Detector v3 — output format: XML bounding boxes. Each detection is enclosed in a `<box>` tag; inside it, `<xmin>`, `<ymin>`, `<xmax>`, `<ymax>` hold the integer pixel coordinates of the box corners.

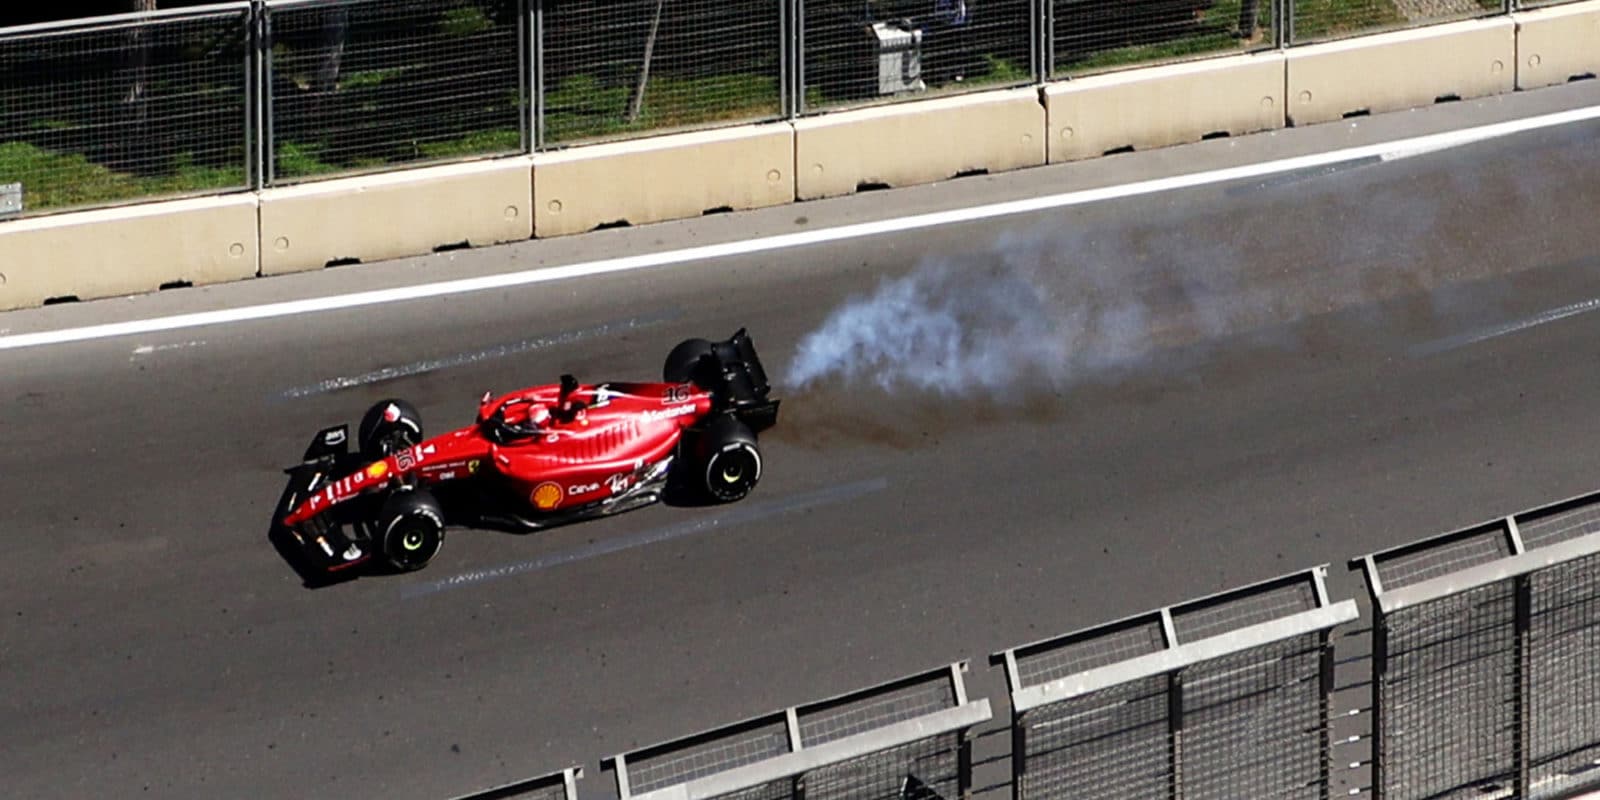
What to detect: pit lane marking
<box><xmin>3</xmin><ymin>102</ymin><xmax>1600</xmax><ymax>353</ymax></box>
<box><xmin>398</xmin><ymin>477</ymin><xmax>889</xmax><ymax>599</ymax></box>
<box><xmin>275</xmin><ymin>310</ymin><xmax>680</xmax><ymax>399</ymax></box>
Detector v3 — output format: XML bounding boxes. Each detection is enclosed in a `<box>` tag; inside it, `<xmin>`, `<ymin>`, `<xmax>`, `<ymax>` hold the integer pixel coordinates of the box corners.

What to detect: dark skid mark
<box><xmin>399</xmin><ymin>477</ymin><xmax>890</xmax><ymax>598</ymax></box>
<box><xmin>275</xmin><ymin>309</ymin><xmax>682</xmax><ymax>400</ymax></box>
<box><xmin>1224</xmin><ymin>156</ymin><xmax>1383</xmax><ymax>196</ymax></box>
<box><xmin>769</xmin><ymin>384</ymin><xmax>1072</xmax><ymax>451</ymax></box>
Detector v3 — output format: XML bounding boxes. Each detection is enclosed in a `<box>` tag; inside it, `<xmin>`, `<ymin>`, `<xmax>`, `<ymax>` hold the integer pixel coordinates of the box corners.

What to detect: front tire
<box><xmin>358</xmin><ymin>398</ymin><xmax>423</xmax><ymax>460</ymax></box>
<box><xmin>697</xmin><ymin>416</ymin><xmax>762</xmax><ymax>503</ymax></box>
<box><xmin>378</xmin><ymin>489</ymin><xmax>445</xmax><ymax>572</ymax></box>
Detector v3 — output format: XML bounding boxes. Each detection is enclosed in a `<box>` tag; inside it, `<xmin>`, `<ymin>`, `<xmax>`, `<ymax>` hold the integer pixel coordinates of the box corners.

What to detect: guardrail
<box><xmin>1</xmin><ymin>0</ymin><xmax>1595</xmax><ymax>219</ymax></box>
<box><xmin>412</xmin><ymin>482</ymin><xmax>1600</xmax><ymax>800</ymax></box>
<box><xmin>993</xmin><ymin>567</ymin><xmax>1358</xmax><ymax>800</ymax></box>
<box><xmin>1352</xmin><ymin>490</ymin><xmax>1600</xmax><ymax>800</ymax></box>
<box><xmin>602</xmin><ymin>663</ymin><xmax>990</xmax><ymax>800</ymax></box>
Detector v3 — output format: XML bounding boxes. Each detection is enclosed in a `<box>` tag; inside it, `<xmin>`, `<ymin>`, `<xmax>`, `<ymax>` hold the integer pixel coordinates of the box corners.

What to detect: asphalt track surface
<box><xmin>4</xmin><ymin>81</ymin><xmax>1600</xmax><ymax>800</ymax></box>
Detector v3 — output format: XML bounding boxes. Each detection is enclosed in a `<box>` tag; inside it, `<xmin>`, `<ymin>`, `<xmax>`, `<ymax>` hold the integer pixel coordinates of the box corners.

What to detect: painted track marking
<box><xmin>1409</xmin><ymin>297</ymin><xmax>1600</xmax><ymax>357</ymax></box>
<box><xmin>3</xmin><ymin>103</ymin><xmax>1600</xmax><ymax>353</ymax></box>
<box><xmin>276</xmin><ymin>311</ymin><xmax>679</xmax><ymax>399</ymax></box>
<box><xmin>400</xmin><ymin>477</ymin><xmax>889</xmax><ymax>598</ymax></box>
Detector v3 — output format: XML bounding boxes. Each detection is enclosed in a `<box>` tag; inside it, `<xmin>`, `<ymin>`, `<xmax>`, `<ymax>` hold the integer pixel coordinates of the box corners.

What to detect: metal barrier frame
<box><xmin>993</xmin><ymin>566</ymin><xmax>1360</xmax><ymax>800</ymax></box>
<box><xmin>446</xmin><ymin>766</ymin><xmax>583</xmax><ymax>800</ymax></box>
<box><xmin>603</xmin><ymin>662</ymin><xmax>991</xmax><ymax>800</ymax></box>
<box><xmin>1352</xmin><ymin>489</ymin><xmax>1600</xmax><ymax>800</ymax></box>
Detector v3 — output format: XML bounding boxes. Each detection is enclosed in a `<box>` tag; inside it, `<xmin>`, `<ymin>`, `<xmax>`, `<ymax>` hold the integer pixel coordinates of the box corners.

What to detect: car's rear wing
<box><xmin>707</xmin><ymin>328</ymin><xmax>780</xmax><ymax>433</ymax></box>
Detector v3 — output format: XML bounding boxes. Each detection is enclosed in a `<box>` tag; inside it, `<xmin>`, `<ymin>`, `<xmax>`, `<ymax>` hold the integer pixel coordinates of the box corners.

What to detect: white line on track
<box><xmin>1409</xmin><ymin>297</ymin><xmax>1600</xmax><ymax>357</ymax></box>
<box><xmin>275</xmin><ymin>310</ymin><xmax>679</xmax><ymax>399</ymax></box>
<box><xmin>399</xmin><ymin>477</ymin><xmax>889</xmax><ymax>598</ymax></box>
<box><xmin>4</xmin><ymin>103</ymin><xmax>1600</xmax><ymax>354</ymax></box>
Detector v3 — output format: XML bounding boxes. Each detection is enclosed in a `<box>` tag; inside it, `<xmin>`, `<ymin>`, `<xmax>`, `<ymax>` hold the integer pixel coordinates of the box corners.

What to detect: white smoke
<box><xmin>784</xmin><ymin>230</ymin><xmax>1167</xmax><ymax>397</ymax></box>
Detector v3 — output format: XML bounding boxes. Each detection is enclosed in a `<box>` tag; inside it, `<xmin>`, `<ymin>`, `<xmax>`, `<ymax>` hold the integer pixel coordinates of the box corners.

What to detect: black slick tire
<box><xmin>358</xmin><ymin>398</ymin><xmax>423</xmax><ymax>460</ymax></box>
<box><xmin>697</xmin><ymin>415</ymin><xmax>761</xmax><ymax>503</ymax></box>
<box><xmin>378</xmin><ymin>489</ymin><xmax>445</xmax><ymax>572</ymax></box>
<box><xmin>663</xmin><ymin>338</ymin><xmax>715</xmax><ymax>386</ymax></box>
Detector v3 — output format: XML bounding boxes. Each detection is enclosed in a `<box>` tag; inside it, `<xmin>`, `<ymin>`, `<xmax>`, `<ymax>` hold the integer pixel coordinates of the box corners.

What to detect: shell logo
<box><xmin>366</xmin><ymin>462</ymin><xmax>389</xmax><ymax>479</ymax></box>
<box><xmin>531</xmin><ymin>482</ymin><xmax>563</xmax><ymax>510</ymax></box>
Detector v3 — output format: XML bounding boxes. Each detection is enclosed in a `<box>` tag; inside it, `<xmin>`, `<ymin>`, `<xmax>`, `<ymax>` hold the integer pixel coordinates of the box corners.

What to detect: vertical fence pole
<box><xmin>1010</xmin><ymin>712</ymin><xmax>1027</xmax><ymax>800</ymax></box>
<box><xmin>517</xmin><ymin>0</ymin><xmax>530</xmax><ymax>153</ymax></box>
<box><xmin>1514</xmin><ymin>574</ymin><xmax>1532</xmax><ymax>798</ymax></box>
<box><xmin>778</xmin><ymin>0</ymin><xmax>790</xmax><ymax>119</ymax></box>
<box><xmin>1371</xmin><ymin>607</ymin><xmax>1387</xmax><ymax>800</ymax></box>
<box><xmin>1283</xmin><ymin>0</ymin><xmax>1295</xmax><ymax>48</ymax></box>
<box><xmin>794</xmin><ymin>0</ymin><xmax>807</xmax><ymax>116</ymax></box>
<box><xmin>531</xmin><ymin>0</ymin><xmax>544</xmax><ymax>151</ymax></box>
<box><xmin>1169</xmin><ymin>672</ymin><xmax>1185</xmax><ymax>800</ymax></box>
<box><xmin>1320</xmin><ymin>630</ymin><xmax>1336</xmax><ymax>800</ymax></box>
<box><xmin>246</xmin><ymin>1</ymin><xmax>261</xmax><ymax>191</ymax></box>
<box><xmin>261</xmin><ymin>2</ymin><xmax>276</xmax><ymax>185</ymax></box>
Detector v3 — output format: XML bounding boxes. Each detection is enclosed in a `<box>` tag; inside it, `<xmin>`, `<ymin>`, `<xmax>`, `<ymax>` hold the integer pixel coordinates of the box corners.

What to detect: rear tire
<box><xmin>378</xmin><ymin>489</ymin><xmax>444</xmax><ymax>572</ymax></box>
<box><xmin>663</xmin><ymin>338</ymin><xmax>715</xmax><ymax>386</ymax></box>
<box><xmin>358</xmin><ymin>398</ymin><xmax>423</xmax><ymax>460</ymax></box>
<box><xmin>697</xmin><ymin>415</ymin><xmax>762</xmax><ymax>503</ymax></box>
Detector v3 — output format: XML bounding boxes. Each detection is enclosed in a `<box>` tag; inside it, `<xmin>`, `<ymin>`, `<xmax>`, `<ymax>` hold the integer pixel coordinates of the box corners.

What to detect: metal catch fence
<box><xmin>602</xmin><ymin>663</ymin><xmax>991</xmax><ymax>800</ymax></box>
<box><xmin>1050</xmin><ymin>0</ymin><xmax>1280</xmax><ymax>77</ymax></box>
<box><xmin>449</xmin><ymin>766</ymin><xmax>583</xmax><ymax>800</ymax></box>
<box><xmin>797</xmin><ymin>0</ymin><xmax>1034</xmax><ymax>112</ymax></box>
<box><xmin>1352</xmin><ymin>489</ymin><xmax>1600</xmax><ymax>800</ymax></box>
<box><xmin>262</xmin><ymin>0</ymin><xmax>524</xmax><ymax>184</ymax></box>
<box><xmin>3</xmin><ymin>0</ymin><xmax>1596</xmax><ymax>214</ymax></box>
<box><xmin>993</xmin><ymin>567</ymin><xmax>1359</xmax><ymax>800</ymax></box>
<box><xmin>539</xmin><ymin>0</ymin><xmax>785</xmax><ymax>147</ymax></box>
<box><xmin>0</xmin><ymin>4</ymin><xmax>251</xmax><ymax>216</ymax></box>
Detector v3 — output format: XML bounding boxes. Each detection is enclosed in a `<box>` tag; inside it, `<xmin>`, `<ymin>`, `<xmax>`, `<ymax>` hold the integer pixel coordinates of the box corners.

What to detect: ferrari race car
<box><xmin>277</xmin><ymin>330</ymin><xmax>780</xmax><ymax>575</ymax></box>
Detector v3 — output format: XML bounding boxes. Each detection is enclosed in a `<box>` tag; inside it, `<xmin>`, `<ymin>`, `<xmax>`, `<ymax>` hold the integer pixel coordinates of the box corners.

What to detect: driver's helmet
<box><xmin>526</xmin><ymin>403</ymin><xmax>552</xmax><ymax>429</ymax></box>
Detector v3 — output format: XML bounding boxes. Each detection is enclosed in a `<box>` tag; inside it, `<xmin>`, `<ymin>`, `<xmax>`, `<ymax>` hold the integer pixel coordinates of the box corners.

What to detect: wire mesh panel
<box><xmin>624</xmin><ymin>714</ymin><xmax>793</xmax><ymax>795</ymax></box>
<box><xmin>799</xmin><ymin>0</ymin><xmax>1033</xmax><ymax>113</ymax></box>
<box><xmin>999</xmin><ymin>568</ymin><xmax>1353</xmax><ymax>800</ymax></box>
<box><xmin>1017</xmin><ymin>676</ymin><xmax>1172</xmax><ymax>799</ymax></box>
<box><xmin>0</xmin><ymin>7</ymin><xmax>250</xmax><ymax>216</ymax></box>
<box><xmin>1181</xmin><ymin>634</ymin><xmax>1328</xmax><ymax>800</ymax></box>
<box><xmin>1051</xmin><ymin>0</ymin><xmax>1278</xmax><ymax>78</ymax></box>
<box><xmin>264</xmin><ymin>0</ymin><xmax>523</xmax><ymax>184</ymax></box>
<box><xmin>803</xmin><ymin>733</ymin><xmax>965</xmax><ymax>800</ymax></box>
<box><xmin>607</xmin><ymin>664</ymin><xmax>988</xmax><ymax>800</ymax></box>
<box><xmin>1288</xmin><ymin>0</ymin><xmax>1502</xmax><ymax>45</ymax></box>
<box><xmin>1371</xmin><ymin>522</ymin><xmax>1512</xmax><ymax>592</ymax></box>
<box><xmin>1376</xmin><ymin>583</ymin><xmax>1520</xmax><ymax>799</ymax></box>
<box><xmin>1528</xmin><ymin>553</ymin><xmax>1600</xmax><ymax>797</ymax></box>
<box><xmin>1013</xmin><ymin>615</ymin><xmax>1168</xmax><ymax>687</ymax></box>
<box><xmin>1516</xmin><ymin>494</ymin><xmax>1600</xmax><ymax>552</ymax></box>
<box><xmin>540</xmin><ymin>0</ymin><xmax>783</xmax><ymax>147</ymax></box>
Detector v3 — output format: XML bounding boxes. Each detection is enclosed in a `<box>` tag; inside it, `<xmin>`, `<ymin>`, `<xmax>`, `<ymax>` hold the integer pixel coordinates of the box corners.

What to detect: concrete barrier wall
<box><xmin>1044</xmin><ymin>53</ymin><xmax>1286</xmax><ymax>163</ymax></box>
<box><xmin>793</xmin><ymin>88</ymin><xmax>1045</xmax><ymax>201</ymax></box>
<box><xmin>6</xmin><ymin>11</ymin><xmax>1600</xmax><ymax>310</ymax></box>
<box><xmin>259</xmin><ymin>157</ymin><xmax>532</xmax><ymax>276</ymax></box>
<box><xmin>533</xmin><ymin>125</ymin><xmax>792</xmax><ymax>238</ymax></box>
<box><xmin>1513</xmin><ymin>0</ymin><xmax>1600</xmax><ymax>90</ymax></box>
<box><xmin>1286</xmin><ymin>18</ymin><xmax>1516</xmax><ymax>126</ymax></box>
<box><xmin>0</xmin><ymin>195</ymin><xmax>257</xmax><ymax>311</ymax></box>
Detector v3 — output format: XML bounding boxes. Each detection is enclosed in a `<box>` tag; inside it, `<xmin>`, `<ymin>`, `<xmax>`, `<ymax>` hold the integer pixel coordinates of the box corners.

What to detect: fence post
<box><xmin>1010</xmin><ymin>712</ymin><xmax>1026</xmax><ymax>800</ymax></box>
<box><xmin>1283</xmin><ymin>0</ymin><xmax>1295</xmax><ymax>48</ymax></box>
<box><xmin>530</xmin><ymin>0</ymin><xmax>544</xmax><ymax>151</ymax></box>
<box><xmin>247</xmin><ymin>0</ymin><xmax>263</xmax><ymax>192</ymax></box>
<box><xmin>1514</xmin><ymin>573</ymin><xmax>1532</xmax><ymax>798</ymax></box>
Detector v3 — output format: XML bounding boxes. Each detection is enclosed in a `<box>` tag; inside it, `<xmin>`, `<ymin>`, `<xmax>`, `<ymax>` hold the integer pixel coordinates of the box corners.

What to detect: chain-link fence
<box><xmin>0</xmin><ymin>5</ymin><xmax>251</xmax><ymax>217</ymax></box>
<box><xmin>1051</xmin><ymin>0</ymin><xmax>1279</xmax><ymax>77</ymax></box>
<box><xmin>448</xmin><ymin>767</ymin><xmax>583</xmax><ymax>800</ymax></box>
<box><xmin>539</xmin><ymin>0</ymin><xmax>785</xmax><ymax>147</ymax></box>
<box><xmin>798</xmin><ymin>0</ymin><xmax>1034</xmax><ymax>112</ymax></box>
<box><xmin>1353</xmin><ymin>490</ymin><xmax>1600</xmax><ymax>800</ymax></box>
<box><xmin>603</xmin><ymin>664</ymin><xmax>990</xmax><ymax>800</ymax></box>
<box><xmin>263</xmin><ymin>0</ymin><xmax>524</xmax><ymax>184</ymax></box>
<box><xmin>995</xmin><ymin>567</ymin><xmax>1357</xmax><ymax>800</ymax></box>
<box><xmin>1288</xmin><ymin>0</ymin><xmax>1503</xmax><ymax>44</ymax></box>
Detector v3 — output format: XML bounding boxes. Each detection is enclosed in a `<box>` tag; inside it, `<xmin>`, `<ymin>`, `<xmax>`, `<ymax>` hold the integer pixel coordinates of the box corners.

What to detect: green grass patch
<box><xmin>1291</xmin><ymin>0</ymin><xmax>1405</xmax><ymax>41</ymax></box>
<box><xmin>417</xmin><ymin>128</ymin><xmax>522</xmax><ymax>160</ymax></box>
<box><xmin>544</xmin><ymin>72</ymin><xmax>780</xmax><ymax>144</ymax></box>
<box><xmin>0</xmin><ymin>141</ymin><xmax>243</xmax><ymax>212</ymax></box>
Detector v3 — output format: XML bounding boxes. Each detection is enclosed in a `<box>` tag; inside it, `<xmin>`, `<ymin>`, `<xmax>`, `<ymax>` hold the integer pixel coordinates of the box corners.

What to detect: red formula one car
<box><xmin>277</xmin><ymin>330</ymin><xmax>780</xmax><ymax>575</ymax></box>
